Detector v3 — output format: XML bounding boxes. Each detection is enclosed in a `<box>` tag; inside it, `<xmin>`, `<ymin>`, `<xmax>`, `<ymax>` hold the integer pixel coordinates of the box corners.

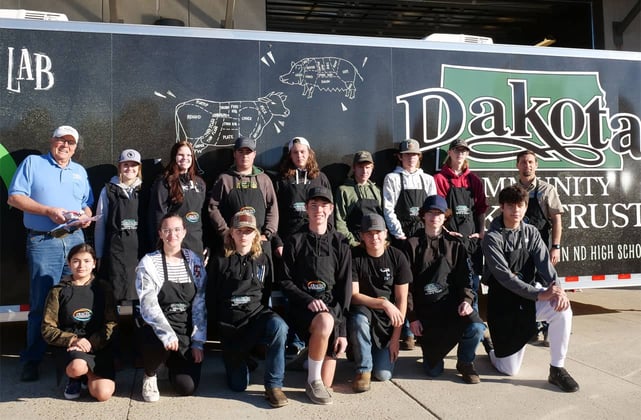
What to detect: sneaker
<box><xmin>482</xmin><ymin>330</ymin><xmax>494</xmax><ymax>355</ymax></box>
<box><xmin>305</xmin><ymin>379</ymin><xmax>333</xmax><ymax>405</ymax></box>
<box><xmin>264</xmin><ymin>387</ymin><xmax>289</xmax><ymax>408</ymax></box>
<box><xmin>400</xmin><ymin>336</ymin><xmax>415</xmax><ymax>351</ymax></box>
<box><xmin>352</xmin><ymin>372</ymin><xmax>371</xmax><ymax>393</ymax></box>
<box><xmin>456</xmin><ymin>361</ymin><xmax>481</xmax><ymax>384</ymax></box>
<box><xmin>80</xmin><ymin>375</ymin><xmax>88</xmax><ymax>390</ymax></box>
<box><xmin>548</xmin><ymin>366</ymin><xmax>579</xmax><ymax>392</ymax></box>
<box><xmin>20</xmin><ymin>361</ymin><xmax>39</xmax><ymax>382</ymax></box>
<box><xmin>142</xmin><ymin>374</ymin><xmax>160</xmax><ymax>402</ymax></box>
<box><xmin>64</xmin><ymin>378</ymin><xmax>82</xmax><ymax>400</ymax></box>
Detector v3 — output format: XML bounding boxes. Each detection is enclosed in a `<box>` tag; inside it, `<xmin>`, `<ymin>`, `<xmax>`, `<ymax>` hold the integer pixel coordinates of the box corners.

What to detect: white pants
<box><xmin>490</xmin><ymin>299</ymin><xmax>572</xmax><ymax>376</ymax></box>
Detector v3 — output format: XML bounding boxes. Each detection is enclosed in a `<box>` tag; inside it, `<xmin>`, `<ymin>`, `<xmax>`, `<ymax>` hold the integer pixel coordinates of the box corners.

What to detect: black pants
<box><xmin>139</xmin><ymin>325</ymin><xmax>202</xmax><ymax>396</ymax></box>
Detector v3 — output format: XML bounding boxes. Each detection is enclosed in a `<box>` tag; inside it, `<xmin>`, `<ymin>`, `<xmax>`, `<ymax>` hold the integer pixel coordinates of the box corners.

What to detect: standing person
<box><xmin>405</xmin><ymin>195</ymin><xmax>485</xmax><ymax>384</ymax></box>
<box><xmin>94</xmin><ymin>149</ymin><xmax>144</xmax><ymax>302</ymax></box>
<box><xmin>149</xmin><ymin>140</ymin><xmax>206</xmax><ymax>257</ymax></box>
<box><xmin>8</xmin><ymin>125</ymin><xmax>94</xmax><ymax>382</ymax></box>
<box><xmin>136</xmin><ymin>213</ymin><xmax>207</xmax><ymax>402</ymax></box>
<box><xmin>349</xmin><ymin>214</ymin><xmax>409</xmax><ymax>392</ymax></box>
<box><xmin>433</xmin><ymin>138</ymin><xmax>489</xmax><ymax>358</ymax></box>
<box><xmin>382</xmin><ymin>138</ymin><xmax>436</xmax><ymax>350</ymax></box>
<box><xmin>434</xmin><ymin>138</ymin><xmax>487</xmax><ymax>243</ymax></box>
<box><xmin>334</xmin><ymin>150</ymin><xmax>383</xmax><ymax>248</ymax></box>
<box><xmin>208</xmin><ymin>136</ymin><xmax>279</xmax><ymax>255</ymax></box>
<box><xmin>482</xmin><ymin>185</ymin><xmax>579</xmax><ymax>392</ymax></box>
<box><xmin>516</xmin><ymin>150</ymin><xmax>565</xmax><ymax>343</ymax></box>
<box><xmin>209</xmin><ymin>211</ymin><xmax>289</xmax><ymax>408</ymax></box>
<box><xmin>275</xmin><ymin>136</ymin><xmax>331</xmax><ymax>241</ymax></box>
<box><xmin>281</xmin><ymin>187</ymin><xmax>352</xmax><ymax>405</ymax></box>
<box><xmin>515</xmin><ymin>150</ymin><xmax>563</xmax><ymax>262</ymax></box>
<box><xmin>41</xmin><ymin>244</ymin><xmax>117</xmax><ymax>401</ymax></box>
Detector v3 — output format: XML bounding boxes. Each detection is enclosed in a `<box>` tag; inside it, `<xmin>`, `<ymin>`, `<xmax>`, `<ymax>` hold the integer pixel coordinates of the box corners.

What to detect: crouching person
<box><xmin>482</xmin><ymin>185</ymin><xmax>579</xmax><ymax>392</ymax></box>
<box><xmin>405</xmin><ymin>195</ymin><xmax>485</xmax><ymax>384</ymax></box>
<box><xmin>349</xmin><ymin>214</ymin><xmax>410</xmax><ymax>392</ymax></box>
<box><xmin>41</xmin><ymin>243</ymin><xmax>117</xmax><ymax>401</ymax></box>
<box><xmin>281</xmin><ymin>187</ymin><xmax>352</xmax><ymax>405</ymax></box>
<box><xmin>136</xmin><ymin>213</ymin><xmax>207</xmax><ymax>402</ymax></box>
<box><xmin>209</xmin><ymin>210</ymin><xmax>289</xmax><ymax>408</ymax></box>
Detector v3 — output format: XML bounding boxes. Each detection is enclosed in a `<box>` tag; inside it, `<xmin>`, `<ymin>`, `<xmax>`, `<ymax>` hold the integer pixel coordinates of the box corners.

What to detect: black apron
<box><xmin>278</xmin><ymin>171</ymin><xmax>310</xmax><ymax>239</ymax></box>
<box><xmin>445</xmin><ymin>178</ymin><xmax>475</xmax><ymax>237</ymax></box>
<box><xmin>158</xmin><ymin>252</ymin><xmax>197</xmax><ymax>358</ymax></box>
<box><xmin>486</xmin><ymin>231</ymin><xmax>538</xmax><ymax>358</ymax></box>
<box><xmin>291</xmin><ymin>235</ymin><xmax>342</xmax><ymax>338</ymax></box>
<box><xmin>58</xmin><ymin>281</ymin><xmax>106</xmax><ymax>339</ymax></box>
<box><xmin>351</xmin><ymin>248</ymin><xmax>395</xmax><ymax>349</ymax></box>
<box><xmin>410</xmin><ymin>235</ymin><xmax>480</xmax><ymax>368</ymax></box>
<box><xmin>225</xmin><ymin>174</ymin><xmax>271</xmax><ymax>257</ymax></box>
<box><xmin>102</xmin><ymin>183</ymin><xmax>140</xmax><ymax>301</ymax></box>
<box><xmin>444</xmin><ymin>178</ymin><xmax>483</xmax><ymax>275</ymax></box>
<box><xmin>524</xmin><ymin>183</ymin><xmax>551</xmax><ymax>247</ymax></box>
<box><xmin>215</xmin><ymin>253</ymin><xmax>268</xmax><ymax>333</ymax></box>
<box><xmin>394</xmin><ymin>173</ymin><xmax>427</xmax><ymax>238</ymax></box>
<box><xmin>346</xmin><ymin>183</ymin><xmax>383</xmax><ymax>242</ymax></box>
<box><xmin>170</xmin><ymin>178</ymin><xmax>205</xmax><ymax>256</ymax></box>
<box><xmin>224</xmin><ymin>174</ymin><xmax>267</xmax><ymax>230</ymax></box>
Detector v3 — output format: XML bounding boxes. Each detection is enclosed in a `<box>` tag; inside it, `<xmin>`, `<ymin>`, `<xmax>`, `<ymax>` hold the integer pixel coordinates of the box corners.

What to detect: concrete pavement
<box><xmin>1</xmin><ymin>287</ymin><xmax>640</xmax><ymax>419</ymax></box>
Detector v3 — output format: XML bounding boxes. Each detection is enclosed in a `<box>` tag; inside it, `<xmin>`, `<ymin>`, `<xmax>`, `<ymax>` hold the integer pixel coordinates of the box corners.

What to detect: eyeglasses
<box><xmin>55</xmin><ymin>137</ymin><xmax>77</xmax><ymax>146</ymax></box>
<box><xmin>160</xmin><ymin>227</ymin><xmax>184</xmax><ymax>235</ymax></box>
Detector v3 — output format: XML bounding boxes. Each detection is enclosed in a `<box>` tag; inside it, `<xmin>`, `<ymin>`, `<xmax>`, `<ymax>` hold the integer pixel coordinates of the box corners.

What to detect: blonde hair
<box><xmin>223</xmin><ymin>227</ymin><xmax>263</xmax><ymax>259</ymax></box>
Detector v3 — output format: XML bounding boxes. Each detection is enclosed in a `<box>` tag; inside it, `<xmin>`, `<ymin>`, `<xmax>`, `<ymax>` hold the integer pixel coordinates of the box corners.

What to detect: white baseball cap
<box><xmin>52</xmin><ymin>125</ymin><xmax>79</xmax><ymax>144</ymax></box>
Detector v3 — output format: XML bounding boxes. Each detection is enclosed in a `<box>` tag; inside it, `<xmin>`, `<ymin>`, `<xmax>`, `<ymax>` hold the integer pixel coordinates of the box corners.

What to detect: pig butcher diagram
<box><xmin>175</xmin><ymin>91</ymin><xmax>290</xmax><ymax>153</ymax></box>
<box><xmin>279</xmin><ymin>57</ymin><xmax>364</xmax><ymax>99</ymax></box>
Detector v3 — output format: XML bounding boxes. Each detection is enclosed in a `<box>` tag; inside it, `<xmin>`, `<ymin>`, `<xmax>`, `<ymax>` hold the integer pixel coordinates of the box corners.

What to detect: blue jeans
<box><xmin>21</xmin><ymin>229</ymin><xmax>85</xmax><ymax>363</ymax></box>
<box><xmin>222</xmin><ymin>312</ymin><xmax>288</xmax><ymax>391</ymax></box>
<box><xmin>457</xmin><ymin>275</ymin><xmax>486</xmax><ymax>364</ymax></box>
<box><xmin>348</xmin><ymin>313</ymin><xmax>395</xmax><ymax>381</ymax></box>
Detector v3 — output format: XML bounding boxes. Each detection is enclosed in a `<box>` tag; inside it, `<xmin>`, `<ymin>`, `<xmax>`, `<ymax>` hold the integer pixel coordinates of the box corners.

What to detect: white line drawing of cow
<box><xmin>175</xmin><ymin>91</ymin><xmax>290</xmax><ymax>153</ymax></box>
<box><xmin>279</xmin><ymin>57</ymin><xmax>364</xmax><ymax>99</ymax></box>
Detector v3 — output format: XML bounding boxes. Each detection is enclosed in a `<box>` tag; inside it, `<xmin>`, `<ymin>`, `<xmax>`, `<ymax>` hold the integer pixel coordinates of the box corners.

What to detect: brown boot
<box><xmin>264</xmin><ymin>387</ymin><xmax>289</xmax><ymax>408</ymax></box>
<box><xmin>456</xmin><ymin>361</ymin><xmax>481</xmax><ymax>384</ymax></box>
<box><xmin>352</xmin><ymin>372</ymin><xmax>372</xmax><ymax>393</ymax></box>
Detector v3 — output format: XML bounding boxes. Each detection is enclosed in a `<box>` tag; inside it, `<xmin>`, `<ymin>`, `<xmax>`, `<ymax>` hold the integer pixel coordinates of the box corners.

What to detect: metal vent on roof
<box><xmin>0</xmin><ymin>9</ymin><xmax>69</xmax><ymax>21</ymax></box>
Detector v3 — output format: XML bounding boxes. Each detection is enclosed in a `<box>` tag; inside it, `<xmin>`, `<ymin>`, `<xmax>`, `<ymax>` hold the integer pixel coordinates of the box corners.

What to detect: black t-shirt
<box><xmin>351</xmin><ymin>245</ymin><xmax>411</xmax><ymax>301</ymax></box>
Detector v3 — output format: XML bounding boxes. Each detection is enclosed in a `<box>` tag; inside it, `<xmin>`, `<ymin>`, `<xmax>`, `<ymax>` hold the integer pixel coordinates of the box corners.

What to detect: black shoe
<box><xmin>548</xmin><ymin>366</ymin><xmax>580</xmax><ymax>392</ymax></box>
<box><xmin>285</xmin><ymin>347</ymin><xmax>308</xmax><ymax>371</ymax></box>
<box><xmin>482</xmin><ymin>330</ymin><xmax>494</xmax><ymax>355</ymax></box>
<box><xmin>21</xmin><ymin>361</ymin><xmax>39</xmax><ymax>382</ymax></box>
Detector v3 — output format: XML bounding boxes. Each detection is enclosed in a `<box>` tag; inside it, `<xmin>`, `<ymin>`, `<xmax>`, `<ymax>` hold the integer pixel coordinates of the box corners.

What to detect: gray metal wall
<box><xmin>0</xmin><ymin>0</ymin><xmax>266</xmax><ymax>30</ymax></box>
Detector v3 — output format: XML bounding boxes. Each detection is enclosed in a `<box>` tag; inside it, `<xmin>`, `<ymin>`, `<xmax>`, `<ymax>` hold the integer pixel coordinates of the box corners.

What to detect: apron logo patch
<box><xmin>72</xmin><ymin>308</ymin><xmax>93</xmax><ymax>322</ymax></box>
<box><xmin>230</xmin><ymin>296</ymin><xmax>251</xmax><ymax>307</ymax></box>
<box><xmin>239</xmin><ymin>206</ymin><xmax>256</xmax><ymax>214</ymax></box>
<box><xmin>409</xmin><ymin>206</ymin><xmax>419</xmax><ymax>216</ymax></box>
<box><xmin>185</xmin><ymin>211</ymin><xmax>200</xmax><ymax>223</ymax></box>
<box><xmin>306</xmin><ymin>280</ymin><xmax>327</xmax><ymax>292</ymax></box>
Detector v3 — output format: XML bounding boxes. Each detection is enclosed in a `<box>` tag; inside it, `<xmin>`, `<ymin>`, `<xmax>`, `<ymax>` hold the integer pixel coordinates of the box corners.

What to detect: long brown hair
<box><xmin>163</xmin><ymin>141</ymin><xmax>198</xmax><ymax>205</ymax></box>
<box><xmin>279</xmin><ymin>141</ymin><xmax>321</xmax><ymax>179</ymax></box>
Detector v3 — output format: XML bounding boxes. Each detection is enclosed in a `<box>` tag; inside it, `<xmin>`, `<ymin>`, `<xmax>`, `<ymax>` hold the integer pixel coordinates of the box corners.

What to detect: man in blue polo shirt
<box><xmin>8</xmin><ymin>125</ymin><xmax>94</xmax><ymax>382</ymax></box>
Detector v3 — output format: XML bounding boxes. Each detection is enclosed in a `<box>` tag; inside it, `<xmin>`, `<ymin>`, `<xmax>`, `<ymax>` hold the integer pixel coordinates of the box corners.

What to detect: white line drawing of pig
<box><xmin>279</xmin><ymin>57</ymin><xmax>364</xmax><ymax>99</ymax></box>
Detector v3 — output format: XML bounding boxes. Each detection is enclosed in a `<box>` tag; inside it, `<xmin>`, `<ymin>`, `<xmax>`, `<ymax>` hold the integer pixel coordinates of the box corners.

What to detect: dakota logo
<box><xmin>73</xmin><ymin>308</ymin><xmax>92</xmax><ymax>322</ymax></box>
<box><xmin>396</xmin><ymin>65</ymin><xmax>641</xmax><ymax>171</ymax></box>
<box><xmin>306</xmin><ymin>280</ymin><xmax>327</xmax><ymax>292</ymax></box>
<box><xmin>185</xmin><ymin>211</ymin><xmax>200</xmax><ymax>223</ymax></box>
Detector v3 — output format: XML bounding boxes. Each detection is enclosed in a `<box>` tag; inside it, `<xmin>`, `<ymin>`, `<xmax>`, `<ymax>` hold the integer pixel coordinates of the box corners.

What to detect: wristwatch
<box><xmin>551</xmin><ymin>244</ymin><xmax>561</xmax><ymax>249</ymax></box>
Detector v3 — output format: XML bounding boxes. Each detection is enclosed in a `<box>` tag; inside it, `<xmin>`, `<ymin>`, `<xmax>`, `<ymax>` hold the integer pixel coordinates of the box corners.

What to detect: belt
<box><xmin>27</xmin><ymin>229</ymin><xmax>51</xmax><ymax>236</ymax></box>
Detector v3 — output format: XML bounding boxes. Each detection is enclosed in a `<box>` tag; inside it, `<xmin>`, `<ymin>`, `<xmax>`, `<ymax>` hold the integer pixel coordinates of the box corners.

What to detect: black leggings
<box><xmin>138</xmin><ymin>325</ymin><xmax>202</xmax><ymax>396</ymax></box>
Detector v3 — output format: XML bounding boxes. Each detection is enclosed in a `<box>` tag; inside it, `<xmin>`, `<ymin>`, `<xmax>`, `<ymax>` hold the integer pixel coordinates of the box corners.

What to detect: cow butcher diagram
<box><xmin>175</xmin><ymin>91</ymin><xmax>290</xmax><ymax>153</ymax></box>
<box><xmin>280</xmin><ymin>57</ymin><xmax>364</xmax><ymax>99</ymax></box>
